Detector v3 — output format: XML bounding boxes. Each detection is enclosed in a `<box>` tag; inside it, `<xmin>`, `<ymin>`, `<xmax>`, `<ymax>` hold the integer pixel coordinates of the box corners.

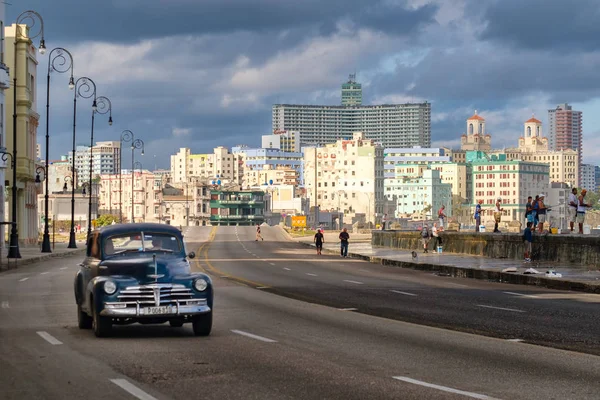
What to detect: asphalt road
<box><xmin>0</xmin><ymin>225</ymin><xmax>597</xmax><ymax>400</ymax></box>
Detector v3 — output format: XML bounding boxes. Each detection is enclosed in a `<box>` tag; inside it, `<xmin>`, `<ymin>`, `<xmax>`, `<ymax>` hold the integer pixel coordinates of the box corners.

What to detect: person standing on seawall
<box><xmin>568</xmin><ymin>188</ymin><xmax>578</xmax><ymax>232</ymax></box>
<box><xmin>474</xmin><ymin>200</ymin><xmax>483</xmax><ymax>232</ymax></box>
<box><xmin>339</xmin><ymin>228</ymin><xmax>350</xmax><ymax>258</ymax></box>
<box><xmin>577</xmin><ymin>189</ymin><xmax>591</xmax><ymax>234</ymax></box>
<box><xmin>438</xmin><ymin>205</ymin><xmax>447</xmax><ymax>229</ymax></box>
<box><xmin>493</xmin><ymin>198</ymin><xmax>504</xmax><ymax>233</ymax></box>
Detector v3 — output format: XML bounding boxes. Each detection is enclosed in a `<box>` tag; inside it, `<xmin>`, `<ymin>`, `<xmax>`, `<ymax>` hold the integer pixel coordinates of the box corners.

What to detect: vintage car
<box><xmin>73</xmin><ymin>223</ymin><xmax>213</xmax><ymax>337</ymax></box>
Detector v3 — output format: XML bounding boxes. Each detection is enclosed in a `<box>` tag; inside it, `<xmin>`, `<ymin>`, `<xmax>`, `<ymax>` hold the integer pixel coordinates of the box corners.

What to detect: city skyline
<box><xmin>10</xmin><ymin>0</ymin><xmax>600</xmax><ymax>170</ymax></box>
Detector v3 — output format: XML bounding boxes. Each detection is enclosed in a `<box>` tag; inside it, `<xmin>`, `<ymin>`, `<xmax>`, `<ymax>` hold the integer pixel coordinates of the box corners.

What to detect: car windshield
<box><xmin>104</xmin><ymin>232</ymin><xmax>182</xmax><ymax>256</ymax></box>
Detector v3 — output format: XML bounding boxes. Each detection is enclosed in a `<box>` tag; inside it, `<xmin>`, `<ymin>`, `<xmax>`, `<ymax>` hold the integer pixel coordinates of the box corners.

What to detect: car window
<box><xmin>143</xmin><ymin>233</ymin><xmax>181</xmax><ymax>253</ymax></box>
<box><xmin>90</xmin><ymin>234</ymin><xmax>101</xmax><ymax>258</ymax></box>
<box><xmin>104</xmin><ymin>232</ymin><xmax>181</xmax><ymax>256</ymax></box>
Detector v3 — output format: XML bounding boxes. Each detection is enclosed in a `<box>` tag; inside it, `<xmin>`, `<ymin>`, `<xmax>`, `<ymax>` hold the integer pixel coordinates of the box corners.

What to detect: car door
<box><xmin>81</xmin><ymin>234</ymin><xmax>101</xmax><ymax>310</ymax></box>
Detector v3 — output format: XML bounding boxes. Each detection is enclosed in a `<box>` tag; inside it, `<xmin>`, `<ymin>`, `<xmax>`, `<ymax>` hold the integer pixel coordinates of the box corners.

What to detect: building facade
<box><xmin>5</xmin><ymin>23</ymin><xmax>41</xmax><ymax>244</ymax></box>
<box><xmin>383</xmin><ymin>147</ymin><xmax>451</xmax><ymax>178</ymax></box>
<box><xmin>46</xmin><ymin>158</ymin><xmax>76</xmax><ymax>194</ymax></box>
<box><xmin>37</xmin><ymin>192</ymin><xmax>96</xmax><ymax>232</ymax></box>
<box><xmin>170</xmin><ymin>147</ymin><xmax>243</xmax><ymax>185</ymax></box>
<box><xmin>304</xmin><ymin>132</ymin><xmax>385</xmax><ymax>224</ymax></box>
<box><xmin>233</xmin><ymin>147</ymin><xmax>303</xmax><ymax>187</ymax></box>
<box><xmin>581</xmin><ymin>164</ymin><xmax>596</xmax><ymax>191</ymax></box>
<box><xmin>209</xmin><ymin>189</ymin><xmax>266</xmax><ymax>226</ymax></box>
<box><xmin>0</xmin><ymin>3</ymin><xmax>9</xmax><ymax>246</ymax></box>
<box><xmin>261</xmin><ymin>130</ymin><xmax>301</xmax><ymax>152</ymax></box>
<box><xmin>341</xmin><ymin>74</ymin><xmax>362</xmax><ymax>106</ymax></box>
<box><xmin>460</xmin><ymin>112</ymin><xmax>492</xmax><ymax>152</ymax></box>
<box><xmin>548</xmin><ymin>103</ymin><xmax>582</xmax><ymax>184</ymax></box>
<box><xmin>69</xmin><ymin>141</ymin><xmax>120</xmax><ymax>184</ymax></box>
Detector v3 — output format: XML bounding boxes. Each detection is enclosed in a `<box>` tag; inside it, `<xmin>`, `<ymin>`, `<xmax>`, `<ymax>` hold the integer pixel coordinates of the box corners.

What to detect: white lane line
<box><xmin>503</xmin><ymin>291</ymin><xmax>540</xmax><ymax>299</ymax></box>
<box><xmin>306</xmin><ymin>273</ymin><xmax>318</xmax><ymax>276</ymax></box>
<box><xmin>40</xmin><ymin>272</ymin><xmax>49</xmax><ymax>275</ymax></box>
<box><xmin>256</xmin><ymin>286</ymin><xmax>269</xmax><ymax>289</ymax></box>
<box><xmin>231</xmin><ymin>329</ymin><xmax>277</xmax><ymax>343</ymax></box>
<box><xmin>506</xmin><ymin>338</ymin><xmax>524</xmax><ymax>342</ymax></box>
<box><xmin>390</xmin><ymin>290</ymin><xmax>417</xmax><ymax>297</ymax></box>
<box><xmin>36</xmin><ymin>331</ymin><xmax>63</xmax><ymax>345</ymax></box>
<box><xmin>339</xmin><ymin>307</ymin><xmax>358</xmax><ymax>311</ymax></box>
<box><xmin>1</xmin><ymin>301</ymin><xmax>8</xmax><ymax>308</ymax></box>
<box><xmin>283</xmin><ymin>267</ymin><xmax>291</xmax><ymax>271</ymax></box>
<box><xmin>269</xmin><ymin>263</ymin><xmax>276</xmax><ymax>266</ymax></box>
<box><xmin>59</xmin><ymin>267</ymin><xmax>68</xmax><ymax>270</ymax></box>
<box><xmin>19</xmin><ymin>277</ymin><xmax>29</xmax><ymax>282</ymax></box>
<box><xmin>343</xmin><ymin>280</ymin><xmax>364</xmax><ymax>285</ymax></box>
<box><xmin>445</xmin><ymin>282</ymin><xmax>468</xmax><ymax>287</ymax></box>
<box><xmin>477</xmin><ymin>304</ymin><xmax>525</xmax><ymax>313</ymax></box>
<box><xmin>393</xmin><ymin>376</ymin><xmax>498</xmax><ymax>399</ymax></box>
<box><xmin>110</xmin><ymin>379</ymin><xmax>159</xmax><ymax>400</ymax></box>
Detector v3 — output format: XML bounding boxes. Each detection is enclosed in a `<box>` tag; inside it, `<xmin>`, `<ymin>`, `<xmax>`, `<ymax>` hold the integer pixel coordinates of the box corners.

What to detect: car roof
<box><xmin>95</xmin><ymin>223</ymin><xmax>182</xmax><ymax>237</ymax></box>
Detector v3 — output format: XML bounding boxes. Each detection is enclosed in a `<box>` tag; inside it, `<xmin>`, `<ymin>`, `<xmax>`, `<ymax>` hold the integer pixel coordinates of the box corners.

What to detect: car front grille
<box><xmin>117</xmin><ymin>283</ymin><xmax>194</xmax><ymax>306</ymax></box>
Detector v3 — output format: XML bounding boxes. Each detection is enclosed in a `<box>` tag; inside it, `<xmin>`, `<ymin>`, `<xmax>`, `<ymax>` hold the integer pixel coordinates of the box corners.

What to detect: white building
<box><xmin>233</xmin><ymin>147</ymin><xmax>303</xmax><ymax>188</ymax></box>
<box><xmin>581</xmin><ymin>164</ymin><xmax>596</xmax><ymax>191</ymax></box>
<box><xmin>545</xmin><ymin>182</ymin><xmax>570</xmax><ymax>231</ymax></box>
<box><xmin>386</xmin><ymin>169</ymin><xmax>452</xmax><ymax>219</ymax></box>
<box><xmin>170</xmin><ymin>147</ymin><xmax>243</xmax><ymax>185</ymax></box>
<box><xmin>261</xmin><ymin>130</ymin><xmax>301</xmax><ymax>152</ymax></box>
<box><xmin>383</xmin><ymin>147</ymin><xmax>451</xmax><ymax>178</ymax></box>
<box><xmin>69</xmin><ymin>141</ymin><xmax>121</xmax><ymax>183</ymax></box>
<box><xmin>46</xmin><ymin>158</ymin><xmax>77</xmax><ymax>194</ymax></box>
<box><xmin>304</xmin><ymin>132</ymin><xmax>384</xmax><ymax>225</ymax></box>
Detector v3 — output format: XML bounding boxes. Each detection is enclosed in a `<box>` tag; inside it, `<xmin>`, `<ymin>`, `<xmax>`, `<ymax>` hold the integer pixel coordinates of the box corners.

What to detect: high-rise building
<box><xmin>68</xmin><ymin>141</ymin><xmax>121</xmax><ymax>184</ymax></box>
<box><xmin>581</xmin><ymin>164</ymin><xmax>596</xmax><ymax>191</ymax></box>
<box><xmin>170</xmin><ymin>147</ymin><xmax>243</xmax><ymax>185</ymax></box>
<box><xmin>548</xmin><ymin>103</ymin><xmax>582</xmax><ymax>184</ymax></box>
<box><xmin>341</xmin><ymin>74</ymin><xmax>362</xmax><ymax>106</ymax></box>
<box><xmin>272</xmin><ymin>77</ymin><xmax>431</xmax><ymax>148</ymax></box>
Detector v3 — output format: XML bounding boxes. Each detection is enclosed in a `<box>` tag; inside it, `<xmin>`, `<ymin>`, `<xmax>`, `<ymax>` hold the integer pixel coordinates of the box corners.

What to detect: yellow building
<box><xmin>5</xmin><ymin>23</ymin><xmax>40</xmax><ymax>244</ymax></box>
<box><xmin>244</xmin><ymin>166</ymin><xmax>298</xmax><ymax>188</ymax></box>
<box><xmin>170</xmin><ymin>147</ymin><xmax>243</xmax><ymax>184</ymax></box>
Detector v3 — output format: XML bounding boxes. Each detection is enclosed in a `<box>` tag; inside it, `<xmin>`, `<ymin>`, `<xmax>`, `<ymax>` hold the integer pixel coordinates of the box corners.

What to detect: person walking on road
<box><xmin>255</xmin><ymin>224</ymin><xmax>263</xmax><ymax>241</ymax></box>
<box><xmin>568</xmin><ymin>188</ymin><xmax>578</xmax><ymax>232</ymax></box>
<box><xmin>339</xmin><ymin>228</ymin><xmax>350</xmax><ymax>258</ymax></box>
<box><xmin>314</xmin><ymin>229</ymin><xmax>324</xmax><ymax>255</ymax></box>
<box><xmin>523</xmin><ymin>221</ymin><xmax>533</xmax><ymax>262</ymax></box>
<box><xmin>577</xmin><ymin>189</ymin><xmax>591</xmax><ymax>234</ymax></box>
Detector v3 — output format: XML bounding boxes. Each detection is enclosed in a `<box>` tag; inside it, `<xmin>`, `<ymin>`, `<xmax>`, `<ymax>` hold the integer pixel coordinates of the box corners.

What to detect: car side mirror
<box><xmin>188</xmin><ymin>252</ymin><xmax>196</xmax><ymax>259</ymax></box>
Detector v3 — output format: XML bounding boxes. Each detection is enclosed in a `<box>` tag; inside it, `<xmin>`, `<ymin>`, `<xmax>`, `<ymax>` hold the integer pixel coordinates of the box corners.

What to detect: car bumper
<box><xmin>100</xmin><ymin>301</ymin><xmax>211</xmax><ymax>317</ymax></box>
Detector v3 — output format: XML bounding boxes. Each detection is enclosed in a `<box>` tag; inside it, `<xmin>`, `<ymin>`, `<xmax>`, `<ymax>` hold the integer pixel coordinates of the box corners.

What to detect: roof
<box><xmin>95</xmin><ymin>223</ymin><xmax>181</xmax><ymax>237</ymax></box>
<box><xmin>525</xmin><ymin>117</ymin><xmax>542</xmax><ymax>124</ymax></box>
<box><xmin>468</xmin><ymin>114</ymin><xmax>485</xmax><ymax>121</ymax></box>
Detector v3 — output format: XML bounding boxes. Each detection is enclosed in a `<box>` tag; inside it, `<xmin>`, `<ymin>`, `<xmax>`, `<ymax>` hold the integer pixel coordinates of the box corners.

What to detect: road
<box><xmin>0</xmin><ymin>225</ymin><xmax>597</xmax><ymax>400</ymax></box>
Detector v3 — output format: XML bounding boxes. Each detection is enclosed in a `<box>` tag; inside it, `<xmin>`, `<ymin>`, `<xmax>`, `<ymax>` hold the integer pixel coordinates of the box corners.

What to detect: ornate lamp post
<box><xmin>86</xmin><ymin>95</ymin><xmax>112</xmax><ymax>237</ymax></box>
<box><xmin>131</xmin><ymin>140</ymin><xmax>144</xmax><ymax>223</ymax></box>
<box><xmin>8</xmin><ymin>10</ymin><xmax>46</xmax><ymax>258</ymax></box>
<box><xmin>34</xmin><ymin>166</ymin><xmax>46</xmax><ymax>234</ymax></box>
<box><xmin>41</xmin><ymin>47</ymin><xmax>74</xmax><ymax>253</ymax></box>
<box><xmin>69</xmin><ymin>77</ymin><xmax>96</xmax><ymax>248</ymax></box>
<box><xmin>119</xmin><ymin>130</ymin><xmax>134</xmax><ymax>223</ymax></box>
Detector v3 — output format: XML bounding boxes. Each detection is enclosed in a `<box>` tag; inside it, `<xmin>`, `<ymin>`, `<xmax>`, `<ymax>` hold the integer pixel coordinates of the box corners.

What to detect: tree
<box><xmin>95</xmin><ymin>214</ymin><xmax>119</xmax><ymax>227</ymax></box>
<box><xmin>584</xmin><ymin>190</ymin><xmax>600</xmax><ymax>211</ymax></box>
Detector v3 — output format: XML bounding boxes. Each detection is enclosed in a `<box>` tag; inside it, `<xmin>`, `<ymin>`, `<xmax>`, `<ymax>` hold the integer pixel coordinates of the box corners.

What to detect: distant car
<box><xmin>73</xmin><ymin>223</ymin><xmax>213</xmax><ymax>337</ymax></box>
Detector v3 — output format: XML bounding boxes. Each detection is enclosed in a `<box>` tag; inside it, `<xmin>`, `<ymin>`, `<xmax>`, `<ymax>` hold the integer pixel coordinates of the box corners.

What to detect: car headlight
<box><xmin>104</xmin><ymin>280</ymin><xmax>117</xmax><ymax>295</ymax></box>
<box><xmin>194</xmin><ymin>278</ymin><xmax>208</xmax><ymax>292</ymax></box>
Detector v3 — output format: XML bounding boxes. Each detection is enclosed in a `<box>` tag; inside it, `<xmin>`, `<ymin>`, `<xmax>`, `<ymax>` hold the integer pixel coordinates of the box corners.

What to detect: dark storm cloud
<box><xmin>479</xmin><ymin>0</ymin><xmax>600</xmax><ymax>51</ymax></box>
<box><xmin>8</xmin><ymin>0</ymin><xmax>436</xmax><ymax>43</ymax></box>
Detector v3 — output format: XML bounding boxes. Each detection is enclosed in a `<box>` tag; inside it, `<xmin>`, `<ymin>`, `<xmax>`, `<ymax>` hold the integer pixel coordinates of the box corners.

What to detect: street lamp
<box><xmin>41</xmin><ymin>47</ymin><xmax>74</xmax><ymax>253</ymax></box>
<box><xmin>69</xmin><ymin>77</ymin><xmax>96</xmax><ymax>248</ymax></box>
<box><xmin>34</xmin><ymin>166</ymin><xmax>46</xmax><ymax>233</ymax></box>
<box><xmin>86</xmin><ymin>95</ymin><xmax>113</xmax><ymax>237</ymax></box>
<box><xmin>133</xmin><ymin>161</ymin><xmax>142</xmax><ymax>223</ymax></box>
<box><xmin>131</xmin><ymin>139</ymin><xmax>144</xmax><ymax>223</ymax></box>
<box><xmin>8</xmin><ymin>10</ymin><xmax>46</xmax><ymax>258</ymax></box>
<box><xmin>119</xmin><ymin>130</ymin><xmax>134</xmax><ymax>223</ymax></box>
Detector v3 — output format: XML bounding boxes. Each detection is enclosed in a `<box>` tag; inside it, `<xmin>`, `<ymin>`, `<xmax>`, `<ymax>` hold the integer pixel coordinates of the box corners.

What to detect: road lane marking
<box><xmin>477</xmin><ymin>305</ymin><xmax>525</xmax><ymax>313</ymax></box>
<box><xmin>343</xmin><ymin>280</ymin><xmax>364</xmax><ymax>285</ymax></box>
<box><xmin>306</xmin><ymin>273</ymin><xmax>318</xmax><ymax>276</ymax></box>
<box><xmin>283</xmin><ymin>267</ymin><xmax>291</xmax><ymax>271</ymax></box>
<box><xmin>390</xmin><ymin>290</ymin><xmax>417</xmax><ymax>297</ymax></box>
<box><xmin>506</xmin><ymin>338</ymin><xmax>524</xmax><ymax>342</ymax></box>
<box><xmin>231</xmin><ymin>330</ymin><xmax>277</xmax><ymax>343</ymax></box>
<box><xmin>19</xmin><ymin>277</ymin><xmax>29</xmax><ymax>282</ymax></box>
<box><xmin>446</xmin><ymin>282</ymin><xmax>469</xmax><ymax>287</ymax></box>
<box><xmin>503</xmin><ymin>291</ymin><xmax>540</xmax><ymax>299</ymax></box>
<box><xmin>392</xmin><ymin>376</ymin><xmax>497</xmax><ymax>399</ymax></box>
<box><xmin>339</xmin><ymin>308</ymin><xmax>358</xmax><ymax>311</ymax></box>
<box><xmin>269</xmin><ymin>263</ymin><xmax>276</xmax><ymax>266</ymax></box>
<box><xmin>59</xmin><ymin>267</ymin><xmax>68</xmax><ymax>270</ymax></box>
<box><xmin>110</xmin><ymin>379</ymin><xmax>159</xmax><ymax>400</ymax></box>
<box><xmin>40</xmin><ymin>272</ymin><xmax>49</xmax><ymax>275</ymax></box>
<box><xmin>36</xmin><ymin>331</ymin><xmax>63</xmax><ymax>345</ymax></box>
<box><xmin>1</xmin><ymin>301</ymin><xmax>8</xmax><ymax>308</ymax></box>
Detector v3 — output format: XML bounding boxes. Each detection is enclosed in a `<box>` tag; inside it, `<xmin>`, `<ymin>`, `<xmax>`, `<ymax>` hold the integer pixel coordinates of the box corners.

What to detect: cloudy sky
<box><xmin>8</xmin><ymin>0</ymin><xmax>600</xmax><ymax>170</ymax></box>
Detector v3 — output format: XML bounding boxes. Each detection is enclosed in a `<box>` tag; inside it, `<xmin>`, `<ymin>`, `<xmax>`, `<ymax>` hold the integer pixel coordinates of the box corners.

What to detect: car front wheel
<box><xmin>192</xmin><ymin>312</ymin><xmax>212</xmax><ymax>336</ymax></box>
<box><xmin>92</xmin><ymin>303</ymin><xmax>112</xmax><ymax>337</ymax></box>
<box><xmin>77</xmin><ymin>303</ymin><xmax>93</xmax><ymax>329</ymax></box>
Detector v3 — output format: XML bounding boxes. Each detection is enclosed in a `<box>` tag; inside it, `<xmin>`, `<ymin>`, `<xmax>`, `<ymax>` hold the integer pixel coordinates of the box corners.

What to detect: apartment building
<box><xmin>581</xmin><ymin>164</ymin><xmax>596</xmax><ymax>191</ymax></box>
<box><xmin>385</xmin><ymin>169</ymin><xmax>452</xmax><ymax>218</ymax></box>
<box><xmin>69</xmin><ymin>141</ymin><xmax>121</xmax><ymax>183</ymax></box>
<box><xmin>46</xmin><ymin>158</ymin><xmax>77</xmax><ymax>194</ymax></box>
<box><xmin>548</xmin><ymin>103</ymin><xmax>582</xmax><ymax>184</ymax></box>
<box><xmin>383</xmin><ymin>147</ymin><xmax>451</xmax><ymax>178</ymax></box>
<box><xmin>170</xmin><ymin>147</ymin><xmax>243</xmax><ymax>185</ymax></box>
<box><xmin>261</xmin><ymin>130</ymin><xmax>301</xmax><ymax>152</ymax></box>
<box><xmin>304</xmin><ymin>132</ymin><xmax>385</xmax><ymax>224</ymax></box>
<box><xmin>233</xmin><ymin>147</ymin><xmax>303</xmax><ymax>187</ymax></box>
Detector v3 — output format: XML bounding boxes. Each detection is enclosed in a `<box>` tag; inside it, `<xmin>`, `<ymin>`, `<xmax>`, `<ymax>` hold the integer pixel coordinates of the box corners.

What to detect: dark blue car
<box><xmin>74</xmin><ymin>223</ymin><xmax>213</xmax><ymax>337</ymax></box>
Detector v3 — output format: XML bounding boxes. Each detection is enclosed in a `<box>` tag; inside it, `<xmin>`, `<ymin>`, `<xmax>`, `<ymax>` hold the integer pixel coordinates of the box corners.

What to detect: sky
<box><xmin>8</xmin><ymin>0</ymin><xmax>600</xmax><ymax>170</ymax></box>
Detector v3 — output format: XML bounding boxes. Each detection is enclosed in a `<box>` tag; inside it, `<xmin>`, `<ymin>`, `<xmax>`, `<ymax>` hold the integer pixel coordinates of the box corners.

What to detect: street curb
<box><xmin>0</xmin><ymin>248</ymin><xmax>86</xmax><ymax>272</ymax></box>
<box><xmin>296</xmin><ymin>241</ymin><xmax>600</xmax><ymax>294</ymax></box>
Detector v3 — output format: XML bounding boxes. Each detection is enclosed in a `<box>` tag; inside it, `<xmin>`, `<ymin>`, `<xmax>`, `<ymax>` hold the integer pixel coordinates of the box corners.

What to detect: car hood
<box><xmin>99</xmin><ymin>254</ymin><xmax>190</xmax><ymax>284</ymax></box>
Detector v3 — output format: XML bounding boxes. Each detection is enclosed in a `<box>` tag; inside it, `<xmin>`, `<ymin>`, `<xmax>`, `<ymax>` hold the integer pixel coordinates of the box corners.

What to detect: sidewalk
<box><xmin>0</xmin><ymin>242</ymin><xmax>85</xmax><ymax>272</ymax></box>
<box><xmin>292</xmin><ymin>233</ymin><xmax>600</xmax><ymax>294</ymax></box>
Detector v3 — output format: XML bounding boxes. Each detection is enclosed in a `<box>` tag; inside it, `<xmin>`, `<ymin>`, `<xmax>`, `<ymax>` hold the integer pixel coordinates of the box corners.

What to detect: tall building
<box><xmin>581</xmin><ymin>164</ymin><xmax>596</xmax><ymax>191</ymax></box>
<box><xmin>341</xmin><ymin>74</ymin><xmax>362</xmax><ymax>106</ymax></box>
<box><xmin>383</xmin><ymin>147</ymin><xmax>451</xmax><ymax>178</ymax></box>
<box><xmin>69</xmin><ymin>141</ymin><xmax>121</xmax><ymax>184</ymax></box>
<box><xmin>595</xmin><ymin>166</ymin><xmax>600</xmax><ymax>192</ymax></box>
<box><xmin>273</xmin><ymin>77</ymin><xmax>431</xmax><ymax>148</ymax></box>
<box><xmin>5</xmin><ymin>22</ymin><xmax>41</xmax><ymax>245</ymax></box>
<box><xmin>304</xmin><ymin>132</ymin><xmax>385</xmax><ymax>224</ymax></box>
<box><xmin>548</xmin><ymin>103</ymin><xmax>582</xmax><ymax>184</ymax></box>
<box><xmin>170</xmin><ymin>147</ymin><xmax>243</xmax><ymax>185</ymax></box>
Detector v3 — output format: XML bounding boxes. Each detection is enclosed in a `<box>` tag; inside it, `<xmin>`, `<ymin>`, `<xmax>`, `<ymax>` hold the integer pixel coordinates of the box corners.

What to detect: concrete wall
<box><xmin>372</xmin><ymin>230</ymin><xmax>600</xmax><ymax>267</ymax></box>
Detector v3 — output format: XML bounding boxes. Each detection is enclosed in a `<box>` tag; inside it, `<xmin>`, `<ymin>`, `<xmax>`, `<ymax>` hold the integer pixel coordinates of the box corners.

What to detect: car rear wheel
<box><xmin>77</xmin><ymin>303</ymin><xmax>93</xmax><ymax>329</ymax></box>
<box><xmin>92</xmin><ymin>303</ymin><xmax>112</xmax><ymax>337</ymax></box>
<box><xmin>192</xmin><ymin>312</ymin><xmax>212</xmax><ymax>336</ymax></box>
<box><xmin>169</xmin><ymin>320</ymin><xmax>184</xmax><ymax>328</ymax></box>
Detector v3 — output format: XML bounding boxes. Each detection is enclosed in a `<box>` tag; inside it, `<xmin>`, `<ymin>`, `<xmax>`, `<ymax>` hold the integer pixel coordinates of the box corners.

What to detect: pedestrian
<box><xmin>421</xmin><ymin>224</ymin><xmax>431</xmax><ymax>253</ymax></box>
<box><xmin>474</xmin><ymin>200</ymin><xmax>483</xmax><ymax>232</ymax></box>
<box><xmin>339</xmin><ymin>227</ymin><xmax>350</xmax><ymax>257</ymax></box>
<box><xmin>493</xmin><ymin>197</ymin><xmax>504</xmax><ymax>233</ymax></box>
<box><xmin>531</xmin><ymin>195</ymin><xmax>539</xmax><ymax>230</ymax></box>
<box><xmin>568</xmin><ymin>188</ymin><xmax>578</xmax><ymax>232</ymax></box>
<box><xmin>432</xmin><ymin>222</ymin><xmax>442</xmax><ymax>250</ymax></box>
<box><xmin>577</xmin><ymin>189</ymin><xmax>591</xmax><ymax>234</ymax></box>
<box><xmin>381</xmin><ymin>213</ymin><xmax>388</xmax><ymax>230</ymax></box>
<box><xmin>523</xmin><ymin>221</ymin><xmax>533</xmax><ymax>262</ymax></box>
<box><xmin>525</xmin><ymin>196</ymin><xmax>534</xmax><ymax>226</ymax></box>
<box><xmin>314</xmin><ymin>229</ymin><xmax>324</xmax><ymax>255</ymax></box>
<box><xmin>536</xmin><ymin>194</ymin><xmax>548</xmax><ymax>233</ymax></box>
<box><xmin>438</xmin><ymin>205</ymin><xmax>447</xmax><ymax>229</ymax></box>
<box><xmin>255</xmin><ymin>224</ymin><xmax>263</xmax><ymax>241</ymax></box>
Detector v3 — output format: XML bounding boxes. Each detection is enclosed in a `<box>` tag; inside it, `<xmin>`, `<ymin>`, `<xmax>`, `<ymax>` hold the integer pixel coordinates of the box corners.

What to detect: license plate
<box><xmin>145</xmin><ymin>306</ymin><xmax>171</xmax><ymax>315</ymax></box>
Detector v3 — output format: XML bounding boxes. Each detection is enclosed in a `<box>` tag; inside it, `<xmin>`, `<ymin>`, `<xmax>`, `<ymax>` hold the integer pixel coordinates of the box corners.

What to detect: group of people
<box><xmin>420</xmin><ymin>222</ymin><xmax>443</xmax><ymax>253</ymax></box>
<box><xmin>474</xmin><ymin>198</ymin><xmax>505</xmax><ymax>233</ymax></box>
<box><xmin>313</xmin><ymin>227</ymin><xmax>350</xmax><ymax>257</ymax></box>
